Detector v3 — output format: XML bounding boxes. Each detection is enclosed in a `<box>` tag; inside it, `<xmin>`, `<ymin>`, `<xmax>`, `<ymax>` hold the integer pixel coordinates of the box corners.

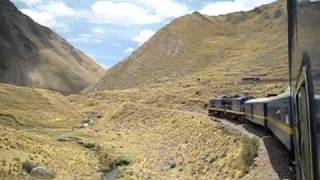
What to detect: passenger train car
<box><xmin>288</xmin><ymin>0</ymin><xmax>320</xmax><ymax>179</ymax></box>
<box><xmin>266</xmin><ymin>92</ymin><xmax>294</xmax><ymax>152</ymax></box>
<box><xmin>244</xmin><ymin>98</ymin><xmax>269</xmax><ymax>127</ymax></box>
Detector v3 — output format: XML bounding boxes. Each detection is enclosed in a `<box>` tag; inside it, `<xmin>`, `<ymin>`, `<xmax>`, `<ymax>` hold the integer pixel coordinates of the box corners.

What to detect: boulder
<box><xmin>57</xmin><ymin>135</ymin><xmax>82</xmax><ymax>142</ymax></box>
<box><xmin>30</xmin><ymin>166</ymin><xmax>56</xmax><ymax>179</ymax></box>
<box><xmin>83</xmin><ymin>118</ymin><xmax>94</xmax><ymax>125</ymax></box>
<box><xmin>81</xmin><ymin>123</ymin><xmax>89</xmax><ymax>128</ymax></box>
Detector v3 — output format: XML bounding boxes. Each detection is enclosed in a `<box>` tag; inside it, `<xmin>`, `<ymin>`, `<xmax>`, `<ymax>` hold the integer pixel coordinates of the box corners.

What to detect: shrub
<box><xmin>239</xmin><ymin>137</ymin><xmax>260</xmax><ymax>174</ymax></box>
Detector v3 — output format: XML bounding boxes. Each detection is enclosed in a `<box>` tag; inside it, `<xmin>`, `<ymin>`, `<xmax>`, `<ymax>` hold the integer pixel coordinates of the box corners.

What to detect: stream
<box><xmin>104</xmin><ymin>167</ymin><xmax>119</xmax><ymax>180</ymax></box>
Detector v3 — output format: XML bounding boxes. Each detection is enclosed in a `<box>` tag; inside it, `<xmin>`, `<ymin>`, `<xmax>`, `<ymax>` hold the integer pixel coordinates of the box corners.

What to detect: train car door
<box><xmin>250</xmin><ymin>104</ymin><xmax>253</xmax><ymax>122</ymax></box>
<box><xmin>294</xmin><ymin>62</ymin><xmax>319</xmax><ymax>180</ymax></box>
<box><xmin>264</xmin><ymin>103</ymin><xmax>268</xmax><ymax>129</ymax></box>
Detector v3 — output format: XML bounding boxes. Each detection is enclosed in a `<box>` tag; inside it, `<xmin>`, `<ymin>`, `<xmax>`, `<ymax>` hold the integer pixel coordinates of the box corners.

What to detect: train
<box><xmin>208</xmin><ymin>91</ymin><xmax>294</xmax><ymax>152</ymax></box>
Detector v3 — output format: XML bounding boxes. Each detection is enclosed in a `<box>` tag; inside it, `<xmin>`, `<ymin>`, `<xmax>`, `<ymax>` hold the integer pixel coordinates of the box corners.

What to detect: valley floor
<box><xmin>0</xmin><ymin>103</ymin><xmax>287</xmax><ymax>179</ymax></box>
<box><xmin>0</xmin><ymin>81</ymin><xmax>289</xmax><ymax>179</ymax></box>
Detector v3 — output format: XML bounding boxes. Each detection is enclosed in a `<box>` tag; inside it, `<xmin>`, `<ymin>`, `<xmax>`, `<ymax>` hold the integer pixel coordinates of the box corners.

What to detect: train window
<box><xmin>316</xmin><ymin>97</ymin><xmax>320</xmax><ymax>126</ymax></box>
<box><xmin>296</xmin><ymin>82</ymin><xmax>313</xmax><ymax>180</ymax></box>
<box><xmin>285</xmin><ymin>109</ymin><xmax>290</xmax><ymax>125</ymax></box>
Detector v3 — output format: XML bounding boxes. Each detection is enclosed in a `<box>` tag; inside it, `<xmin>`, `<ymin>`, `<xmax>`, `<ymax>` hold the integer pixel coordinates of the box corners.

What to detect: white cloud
<box><xmin>99</xmin><ymin>63</ymin><xmax>110</xmax><ymax>69</ymax></box>
<box><xmin>21</xmin><ymin>9</ymin><xmax>55</xmax><ymax>26</ymax></box>
<box><xmin>91</xmin><ymin>1</ymin><xmax>160</xmax><ymax>25</ymax></box>
<box><xmin>90</xmin><ymin>0</ymin><xmax>189</xmax><ymax>25</ymax></box>
<box><xmin>124</xmin><ymin>47</ymin><xmax>135</xmax><ymax>54</ymax></box>
<box><xmin>92</xmin><ymin>27</ymin><xmax>105</xmax><ymax>35</ymax></box>
<box><xmin>40</xmin><ymin>1</ymin><xmax>76</xmax><ymax>17</ymax></box>
<box><xmin>17</xmin><ymin>0</ymin><xmax>189</xmax><ymax>27</ymax></box>
<box><xmin>68</xmin><ymin>27</ymin><xmax>106</xmax><ymax>44</ymax></box>
<box><xmin>138</xmin><ymin>0</ymin><xmax>189</xmax><ymax>19</ymax></box>
<box><xmin>21</xmin><ymin>9</ymin><xmax>70</xmax><ymax>32</ymax></box>
<box><xmin>200</xmin><ymin>0</ymin><xmax>276</xmax><ymax>16</ymax></box>
<box><xmin>68</xmin><ymin>34</ymin><xmax>102</xmax><ymax>44</ymax></box>
<box><xmin>18</xmin><ymin>1</ymin><xmax>78</xmax><ymax>33</ymax></box>
<box><xmin>134</xmin><ymin>29</ymin><xmax>155</xmax><ymax>45</ymax></box>
<box><xmin>12</xmin><ymin>0</ymin><xmax>42</xmax><ymax>6</ymax></box>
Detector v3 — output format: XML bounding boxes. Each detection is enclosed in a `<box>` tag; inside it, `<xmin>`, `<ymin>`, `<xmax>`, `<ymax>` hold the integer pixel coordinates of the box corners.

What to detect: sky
<box><xmin>11</xmin><ymin>0</ymin><xmax>276</xmax><ymax>69</ymax></box>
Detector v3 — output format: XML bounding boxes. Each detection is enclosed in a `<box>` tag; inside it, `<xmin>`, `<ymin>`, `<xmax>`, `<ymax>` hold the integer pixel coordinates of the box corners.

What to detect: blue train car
<box><xmin>231</xmin><ymin>96</ymin><xmax>254</xmax><ymax>112</ymax></box>
<box><xmin>208</xmin><ymin>98</ymin><xmax>226</xmax><ymax>116</ymax></box>
<box><xmin>224</xmin><ymin>97</ymin><xmax>232</xmax><ymax>111</ymax></box>
<box><xmin>288</xmin><ymin>0</ymin><xmax>320</xmax><ymax>178</ymax></box>
<box><xmin>227</xmin><ymin>96</ymin><xmax>254</xmax><ymax>119</ymax></box>
<box><xmin>245</xmin><ymin>98</ymin><xmax>269</xmax><ymax>127</ymax></box>
<box><xmin>266</xmin><ymin>91</ymin><xmax>294</xmax><ymax>151</ymax></box>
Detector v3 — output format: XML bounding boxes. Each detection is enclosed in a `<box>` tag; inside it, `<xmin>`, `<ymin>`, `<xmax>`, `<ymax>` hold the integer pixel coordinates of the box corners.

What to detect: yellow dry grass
<box><xmin>0</xmin><ymin>83</ymin><xmax>84</xmax><ymax>129</ymax></box>
<box><xmin>0</xmin><ymin>126</ymin><xmax>102</xmax><ymax>179</ymax></box>
<box><xmin>0</xmin><ymin>82</ymin><xmax>261</xmax><ymax>179</ymax></box>
<box><xmin>86</xmin><ymin>102</ymin><xmax>259</xmax><ymax>179</ymax></box>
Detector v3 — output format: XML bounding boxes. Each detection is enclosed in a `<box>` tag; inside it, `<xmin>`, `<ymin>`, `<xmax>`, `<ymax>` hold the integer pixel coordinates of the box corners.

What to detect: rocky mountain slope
<box><xmin>0</xmin><ymin>0</ymin><xmax>105</xmax><ymax>95</ymax></box>
<box><xmin>93</xmin><ymin>0</ymin><xmax>288</xmax><ymax>92</ymax></box>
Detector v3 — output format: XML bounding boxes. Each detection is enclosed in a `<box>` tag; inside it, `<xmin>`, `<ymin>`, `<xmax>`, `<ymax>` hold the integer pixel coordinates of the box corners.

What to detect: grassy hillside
<box><xmin>93</xmin><ymin>0</ymin><xmax>288</xmax><ymax>93</ymax></box>
<box><xmin>0</xmin><ymin>0</ymin><xmax>105</xmax><ymax>95</ymax></box>
<box><xmin>0</xmin><ymin>84</ymin><xmax>100</xmax><ymax>179</ymax></box>
<box><xmin>0</xmin><ymin>83</ymin><xmax>84</xmax><ymax>129</ymax></box>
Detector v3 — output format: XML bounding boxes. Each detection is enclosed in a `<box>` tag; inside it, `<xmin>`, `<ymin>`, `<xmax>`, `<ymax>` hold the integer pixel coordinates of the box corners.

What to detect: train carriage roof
<box><xmin>209</xmin><ymin>98</ymin><xmax>224</xmax><ymax>101</ymax></box>
<box><xmin>266</xmin><ymin>91</ymin><xmax>291</xmax><ymax>102</ymax></box>
<box><xmin>232</xmin><ymin>96</ymin><xmax>250</xmax><ymax>100</ymax></box>
<box><xmin>245</xmin><ymin>98</ymin><xmax>270</xmax><ymax>104</ymax></box>
<box><xmin>245</xmin><ymin>90</ymin><xmax>291</xmax><ymax>105</ymax></box>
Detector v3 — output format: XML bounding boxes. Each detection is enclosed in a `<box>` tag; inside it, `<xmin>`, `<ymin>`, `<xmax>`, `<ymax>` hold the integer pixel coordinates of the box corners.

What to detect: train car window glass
<box><xmin>297</xmin><ymin>82</ymin><xmax>313</xmax><ymax>180</ymax></box>
<box><xmin>277</xmin><ymin>107</ymin><xmax>280</xmax><ymax>122</ymax></box>
<box><xmin>285</xmin><ymin>109</ymin><xmax>290</xmax><ymax>125</ymax></box>
<box><xmin>251</xmin><ymin>104</ymin><xmax>253</xmax><ymax>120</ymax></box>
<box><xmin>259</xmin><ymin>103</ymin><xmax>264</xmax><ymax>117</ymax></box>
<box><xmin>315</xmin><ymin>97</ymin><xmax>320</xmax><ymax>125</ymax></box>
<box><xmin>282</xmin><ymin>108</ymin><xmax>286</xmax><ymax>124</ymax></box>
